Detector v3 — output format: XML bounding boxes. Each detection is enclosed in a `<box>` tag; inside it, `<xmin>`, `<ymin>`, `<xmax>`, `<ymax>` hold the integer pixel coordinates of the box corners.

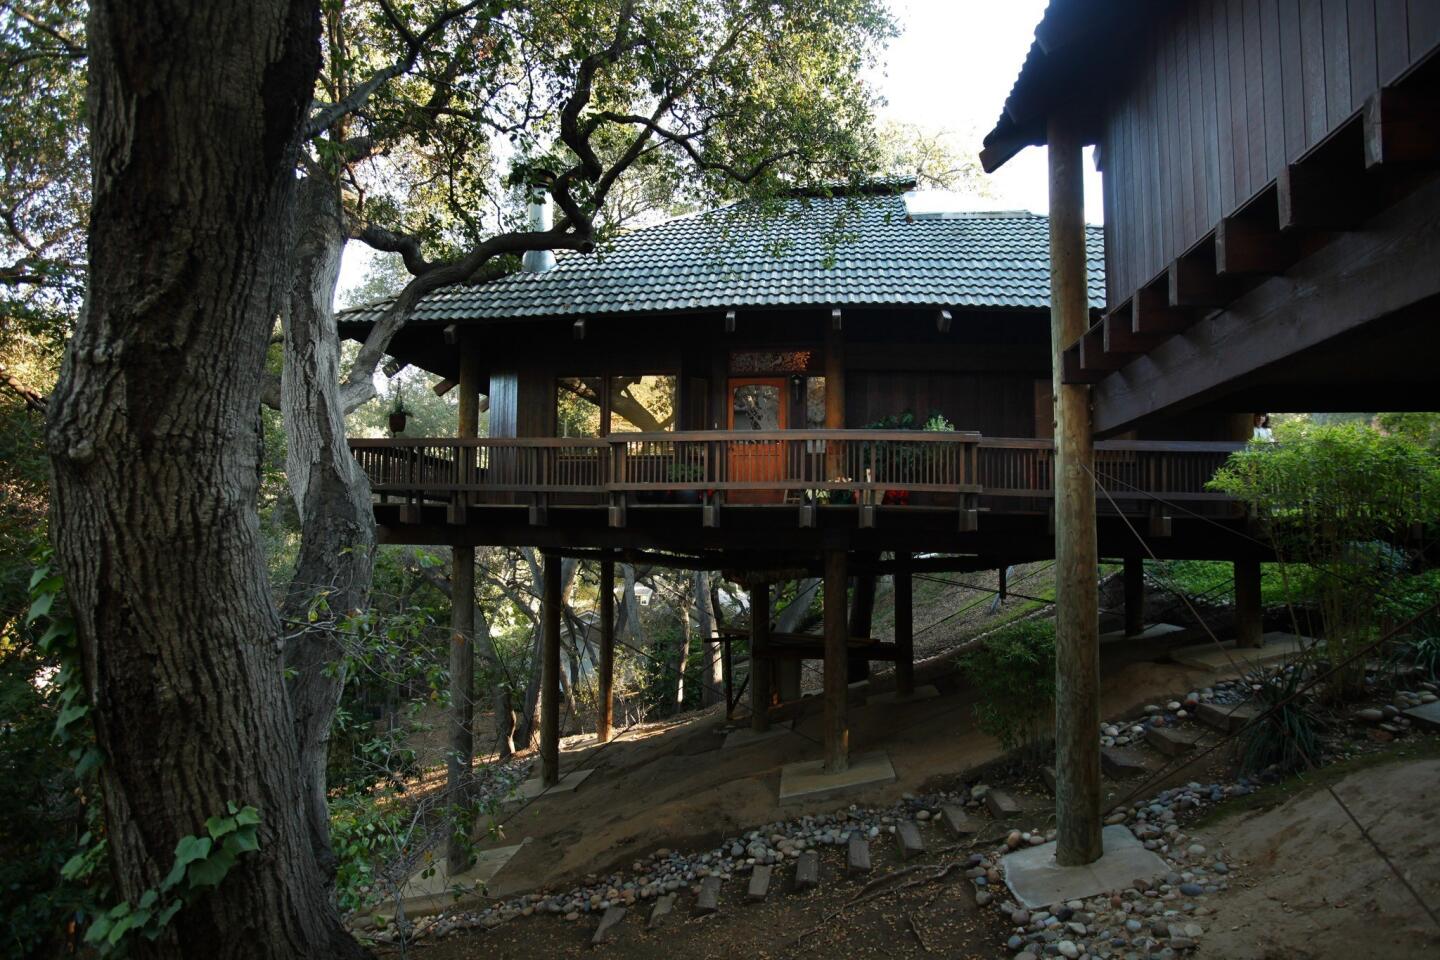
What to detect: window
<box><xmin>805</xmin><ymin>376</ymin><xmax>827</xmax><ymax>428</ymax></box>
<box><xmin>556</xmin><ymin>377</ymin><xmax>602</xmax><ymax>437</ymax></box>
<box><xmin>609</xmin><ymin>374</ymin><xmax>676</xmax><ymax>433</ymax></box>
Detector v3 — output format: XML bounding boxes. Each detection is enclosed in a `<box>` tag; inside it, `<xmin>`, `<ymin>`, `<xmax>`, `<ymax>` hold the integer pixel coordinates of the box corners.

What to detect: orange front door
<box><xmin>727</xmin><ymin>378</ymin><xmax>788</xmax><ymax>504</ymax></box>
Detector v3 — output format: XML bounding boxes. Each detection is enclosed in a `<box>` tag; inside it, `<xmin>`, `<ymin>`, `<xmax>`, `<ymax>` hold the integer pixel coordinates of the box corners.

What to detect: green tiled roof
<box><xmin>339</xmin><ymin>193</ymin><xmax>1104</xmax><ymax>326</ymax></box>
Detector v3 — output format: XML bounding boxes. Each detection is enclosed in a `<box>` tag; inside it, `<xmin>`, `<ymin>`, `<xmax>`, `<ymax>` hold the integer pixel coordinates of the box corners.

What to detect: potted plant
<box><xmin>667</xmin><ymin>462</ymin><xmax>706</xmax><ymax>504</ymax></box>
<box><xmin>388</xmin><ymin>392</ymin><xmax>410</xmax><ymax>434</ymax></box>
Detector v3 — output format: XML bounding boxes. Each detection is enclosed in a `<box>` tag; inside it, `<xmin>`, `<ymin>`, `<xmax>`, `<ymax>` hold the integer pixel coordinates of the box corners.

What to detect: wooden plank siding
<box><xmin>1099</xmin><ymin>0</ymin><xmax>1439</xmax><ymax>307</ymax></box>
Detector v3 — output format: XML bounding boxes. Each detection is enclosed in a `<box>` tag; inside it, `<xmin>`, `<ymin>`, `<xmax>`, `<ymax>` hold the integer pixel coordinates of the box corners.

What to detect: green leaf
<box><xmin>29</xmin><ymin>565</ymin><xmax>50</xmax><ymax>589</ymax></box>
<box><xmin>138</xmin><ymin>888</ymin><xmax>159</xmax><ymax>910</ymax></box>
<box><xmin>163</xmin><ymin>835</ymin><xmax>212</xmax><ymax>888</ymax></box>
<box><xmin>186</xmin><ymin>847</ymin><xmax>236</xmax><ymax>888</ymax></box>
<box><xmin>153</xmin><ymin>898</ymin><xmax>183</xmax><ymax>930</ymax></box>
<box><xmin>233</xmin><ymin>805</ymin><xmax>261</xmax><ymax>827</ymax></box>
<box><xmin>205</xmin><ymin>815</ymin><xmax>237</xmax><ymax>839</ymax></box>
<box><xmin>25</xmin><ymin>591</ymin><xmax>54</xmax><ymax>624</ymax></box>
<box><xmin>224</xmin><ymin>827</ymin><xmax>260</xmax><ymax>855</ymax></box>
<box><xmin>84</xmin><ymin>913</ymin><xmax>113</xmax><ymax>944</ymax></box>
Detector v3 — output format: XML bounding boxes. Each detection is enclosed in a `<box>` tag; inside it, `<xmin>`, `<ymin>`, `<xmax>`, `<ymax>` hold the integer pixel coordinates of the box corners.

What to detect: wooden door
<box><xmin>727</xmin><ymin>378</ymin><xmax>787</xmax><ymax>504</ymax></box>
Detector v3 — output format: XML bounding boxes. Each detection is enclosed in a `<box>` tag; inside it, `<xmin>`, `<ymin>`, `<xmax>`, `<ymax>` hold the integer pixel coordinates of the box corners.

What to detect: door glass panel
<box><xmin>733</xmin><ymin>384</ymin><xmax>781</xmax><ymax>430</ymax></box>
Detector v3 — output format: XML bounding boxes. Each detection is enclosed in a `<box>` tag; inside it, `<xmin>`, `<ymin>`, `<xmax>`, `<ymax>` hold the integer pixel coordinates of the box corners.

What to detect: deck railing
<box><xmin>348</xmin><ymin>431</ymin><xmax>1243</xmax><ymax>513</ymax></box>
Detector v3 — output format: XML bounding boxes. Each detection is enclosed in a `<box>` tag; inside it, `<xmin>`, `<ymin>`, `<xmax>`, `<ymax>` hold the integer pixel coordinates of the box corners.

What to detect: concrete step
<box><xmin>591</xmin><ymin>905</ymin><xmax>626</xmax><ymax>945</ymax></box>
<box><xmin>1145</xmin><ymin>724</ymin><xmax>1205</xmax><ymax>757</ymax></box>
<box><xmin>694</xmin><ymin>875</ymin><xmax>722</xmax><ymax>915</ymax></box>
<box><xmin>985</xmin><ymin>788</ymin><xmax>1023</xmax><ymax>819</ymax></box>
<box><xmin>895</xmin><ymin>821</ymin><xmax>924</xmax><ymax>861</ymax></box>
<box><xmin>940</xmin><ymin>804</ymin><xmax>979</xmax><ymax>837</ymax></box>
<box><xmin>847</xmin><ymin>835</ymin><xmax>872</xmax><ymax>874</ymax></box>
<box><xmin>1196</xmin><ymin>700</ymin><xmax>1262</xmax><ymax>733</ymax></box>
<box><xmin>1100</xmin><ymin>746</ymin><xmax>1154</xmax><ymax>779</ymax></box>
<box><xmin>746</xmin><ymin>864</ymin><xmax>772</xmax><ymax>903</ymax></box>
<box><xmin>794</xmin><ymin>850</ymin><xmax>820</xmax><ymax>891</ymax></box>
<box><xmin>647</xmin><ymin>894</ymin><xmax>675</xmax><ymax>929</ymax></box>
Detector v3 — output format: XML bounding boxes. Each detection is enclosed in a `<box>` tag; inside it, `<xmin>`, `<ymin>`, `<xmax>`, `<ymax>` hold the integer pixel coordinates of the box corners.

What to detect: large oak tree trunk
<box><xmin>279</xmin><ymin>173</ymin><xmax>376</xmax><ymax>885</ymax></box>
<box><xmin>46</xmin><ymin>2</ymin><xmax>364</xmax><ymax>956</ymax></box>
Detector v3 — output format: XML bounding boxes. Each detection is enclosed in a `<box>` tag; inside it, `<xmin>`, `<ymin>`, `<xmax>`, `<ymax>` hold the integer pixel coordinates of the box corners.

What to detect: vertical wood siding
<box><xmin>1100</xmin><ymin>0</ymin><xmax>1437</xmax><ymax>304</ymax></box>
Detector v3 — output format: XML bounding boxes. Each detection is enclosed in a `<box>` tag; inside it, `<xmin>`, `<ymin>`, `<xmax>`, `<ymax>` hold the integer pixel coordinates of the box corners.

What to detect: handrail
<box><xmin>347</xmin><ymin>431</ymin><xmax>1241</xmax><ymax>506</ymax></box>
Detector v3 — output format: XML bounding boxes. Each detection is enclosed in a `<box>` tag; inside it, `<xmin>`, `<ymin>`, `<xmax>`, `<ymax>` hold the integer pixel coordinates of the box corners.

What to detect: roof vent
<box><xmin>522</xmin><ymin>186</ymin><xmax>556</xmax><ymax>274</ymax></box>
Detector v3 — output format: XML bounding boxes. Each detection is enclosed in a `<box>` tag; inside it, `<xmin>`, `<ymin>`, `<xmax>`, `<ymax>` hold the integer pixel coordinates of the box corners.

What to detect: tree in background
<box><xmin>26</xmin><ymin>0</ymin><xmax>898</xmax><ymax>951</ymax></box>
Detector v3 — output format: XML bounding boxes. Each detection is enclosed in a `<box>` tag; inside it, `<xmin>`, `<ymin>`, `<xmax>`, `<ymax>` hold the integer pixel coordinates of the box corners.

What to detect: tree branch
<box><xmin>0</xmin><ymin>362</ymin><xmax>48</xmax><ymax>413</ymax></box>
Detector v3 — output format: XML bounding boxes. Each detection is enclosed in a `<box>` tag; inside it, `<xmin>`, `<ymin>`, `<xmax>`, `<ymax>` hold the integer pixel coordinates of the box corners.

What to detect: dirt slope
<box><xmin>1200</xmin><ymin>757</ymin><xmax>1440</xmax><ymax>959</ymax></box>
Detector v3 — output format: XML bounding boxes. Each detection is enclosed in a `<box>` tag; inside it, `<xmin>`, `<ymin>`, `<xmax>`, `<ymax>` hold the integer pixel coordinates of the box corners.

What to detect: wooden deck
<box><xmin>349</xmin><ymin>430</ymin><xmax>1243</xmax><ymax>525</ymax></box>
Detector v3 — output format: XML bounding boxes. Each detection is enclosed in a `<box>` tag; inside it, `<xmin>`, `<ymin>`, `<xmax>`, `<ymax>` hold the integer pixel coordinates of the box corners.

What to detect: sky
<box><xmin>337</xmin><ymin>0</ymin><xmax>1101</xmax><ymax>298</ymax></box>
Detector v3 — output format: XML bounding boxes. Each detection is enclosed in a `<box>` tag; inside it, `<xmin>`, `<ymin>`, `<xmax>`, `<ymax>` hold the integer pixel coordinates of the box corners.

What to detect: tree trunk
<box><xmin>278</xmin><ymin>172</ymin><xmax>375</xmax><ymax>888</ymax></box>
<box><xmin>46</xmin><ymin>1</ymin><xmax>365</xmax><ymax>955</ymax></box>
<box><xmin>670</xmin><ymin>587</ymin><xmax>691</xmax><ymax>713</ymax></box>
<box><xmin>695</xmin><ymin>572</ymin><xmax>722</xmax><ymax>707</ymax></box>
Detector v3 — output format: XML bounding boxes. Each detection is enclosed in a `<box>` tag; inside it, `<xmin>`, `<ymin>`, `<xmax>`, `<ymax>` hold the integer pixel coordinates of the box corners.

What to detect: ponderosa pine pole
<box><xmin>446</xmin><ymin>337</ymin><xmax>482</xmax><ymax>874</ymax></box>
<box><xmin>597</xmin><ymin>557</ymin><xmax>616</xmax><ymax>742</ymax></box>
<box><xmin>1048</xmin><ymin>115</ymin><xmax>1103</xmax><ymax>867</ymax></box>
<box><xmin>541</xmin><ymin>553</ymin><xmax>562</xmax><ymax>787</ymax></box>
<box><xmin>1124</xmin><ymin>556</ymin><xmax>1146</xmax><ymax>637</ymax></box>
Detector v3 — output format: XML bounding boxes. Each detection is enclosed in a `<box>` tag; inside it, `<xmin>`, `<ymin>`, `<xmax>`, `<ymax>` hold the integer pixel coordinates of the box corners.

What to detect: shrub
<box><xmin>1209</xmin><ymin>421</ymin><xmax>1440</xmax><ymax>700</ymax></box>
<box><xmin>1236</xmin><ymin>666</ymin><xmax>1326</xmax><ymax>776</ymax></box>
<box><xmin>960</xmin><ymin>619</ymin><xmax>1056</xmax><ymax>762</ymax></box>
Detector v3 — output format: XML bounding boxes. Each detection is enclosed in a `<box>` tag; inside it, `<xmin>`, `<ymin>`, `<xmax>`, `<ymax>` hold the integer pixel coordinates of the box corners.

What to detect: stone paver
<box><xmin>1101</xmin><ymin>746</ymin><xmax>1152</xmax><ymax>779</ymax></box>
<box><xmin>694</xmin><ymin>876</ymin><xmax>721</xmax><ymax>915</ymax></box>
<box><xmin>1145</xmin><ymin>724</ymin><xmax>1203</xmax><ymax>757</ymax></box>
<box><xmin>647</xmin><ymin>894</ymin><xmax>675</xmax><ymax>929</ymax></box>
<box><xmin>986</xmin><ymin>788</ymin><xmax>1023</xmax><ymax>819</ymax></box>
<box><xmin>1196</xmin><ymin>701</ymin><xmax>1260</xmax><ymax>733</ymax></box>
<box><xmin>941</xmin><ymin>804</ymin><xmax>978</xmax><ymax>837</ymax></box>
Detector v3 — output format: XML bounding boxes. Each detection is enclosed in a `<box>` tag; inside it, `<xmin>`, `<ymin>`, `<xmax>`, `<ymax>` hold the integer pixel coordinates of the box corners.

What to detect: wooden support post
<box><xmin>848</xmin><ymin>570</ymin><xmax>876</xmax><ymax>683</ymax></box>
<box><xmin>541</xmin><ymin>552</ymin><xmax>562</xmax><ymax>787</ymax></box>
<box><xmin>894</xmin><ymin>557</ymin><xmax>914</xmax><ymax>699</ymax></box>
<box><xmin>446</xmin><ymin>334</ymin><xmax>483</xmax><ymax>875</ymax></box>
<box><xmin>1234</xmin><ymin>557</ymin><xmax>1263</xmax><ymax>649</ymax></box>
<box><xmin>1048</xmin><ymin>116</ymin><xmax>1102</xmax><ymax>867</ymax></box>
<box><xmin>823</xmin><ymin>549</ymin><xmax>850</xmax><ymax>773</ymax></box>
<box><xmin>749</xmin><ymin>582</ymin><xmax>771</xmax><ymax>733</ymax></box>
<box><xmin>1124</xmin><ymin>556</ymin><xmax>1146</xmax><ymax>637</ymax></box>
<box><xmin>597</xmin><ymin>558</ymin><xmax>616</xmax><ymax>742</ymax></box>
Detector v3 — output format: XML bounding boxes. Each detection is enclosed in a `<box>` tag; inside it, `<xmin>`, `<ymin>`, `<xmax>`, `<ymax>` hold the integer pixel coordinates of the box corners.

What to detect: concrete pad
<box><xmin>778</xmin><ymin>750</ymin><xmax>896</xmax><ymax>805</ymax></box>
<box><xmin>400</xmin><ymin>837</ymin><xmax>531</xmax><ymax>904</ymax></box>
<box><xmin>512</xmin><ymin>767</ymin><xmax>596</xmax><ymax>802</ymax></box>
<box><xmin>867</xmin><ymin>684</ymin><xmax>941</xmax><ymax>705</ymax></box>
<box><xmin>1169</xmin><ymin>631</ymin><xmax>1318</xmax><ymax>673</ymax></box>
<box><xmin>1403</xmin><ymin>701</ymin><xmax>1440</xmax><ymax>732</ymax></box>
<box><xmin>1002</xmin><ymin>825</ymin><xmax>1168</xmax><ymax>909</ymax></box>
<box><xmin>1100</xmin><ymin>623</ymin><xmax>1189</xmax><ymax>645</ymax></box>
<box><xmin>721</xmin><ymin>725</ymin><xmax>792</xmax><ymax>750</ymax></box>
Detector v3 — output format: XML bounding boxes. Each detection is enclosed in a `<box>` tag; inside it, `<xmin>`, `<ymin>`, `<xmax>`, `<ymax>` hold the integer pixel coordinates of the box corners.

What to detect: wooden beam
<box><xmin>1215</xmin><ymin>213</ymin><xmax>1296</xmax><ymax>276</ymax></box>
<box><xmin>1102</xmin><ymin>306</ymin><xmax>1165</xmax><ymax>354</ymax></box>
<box><xmin>1060</xmin><ymin>342</ymin><xmax>1104</xmax><ymax>384</ymax></box>
<box><xmin>823</xmin><ymin>549</ymin><xmax>849</xmax><ymax>773</ymax></box>
<box><xmin>1168</xmin><ymin>243</ymin><xmax>1234</xmax><ymax>308</ymax></box>
<box><xmin>749</xmin><ymin>582</ymin><xmax>772</xmax><ymax>734</ymax></box>
<box><xmin>1131</xmin><ymin>283</ymin><xmax>1190</xmax><ymax>336</ymax></box>
<box><xmin>1234</xmin><ymin>557</ymin><xmax>1262</xmax><ymax>648</ymax></box>
<box><xmin>443</xmin><ymin>323</ymin><xmax>459</xmax><ymax>345</ymax></box>
<box><xmin>433</xmin><ymin>376</ymin><xmax>457</xmax><ymax>397</ymax></box>
<box><xmin>1123</xmin><ymin>556</ymin><xmax>1145</xmax><ymax>637</ymax></box>
<box><xmin>1092</xmin><ymin>175</ymin><xmax>1440</xmax><ymax>435</ymax></box>
<box><xmin>597</xmin><ymin>558</ymin><xmax>616</xmax><ymax>742</ymax></box>
<box><xmin>1364</xmin><ymin>86</ymin><xmax>1440</xmax><ymax>169</ymax></box>
<box><xmin>540</xmin><ymin>553</ymin><xmax>561</xmax><ymax>787</ymax></box>
<box><xmin>572</xmin><ymin>318</ymin><xmax>586</xmax><ymax>340</ymax></box>
<box><xmin>894</xmin><ymin>558</ymin><xmax>914</xmax><ymax>698</ymax></box>
<box><xmin>1078</xmin><ymin>323</ymin><xmax>1126</xmax><ymax>372</ymax></box>
<box><xmin>1048</xmin><ymin>114</ymin><xmax>1102</xmax><ymax>867</ymax></box>
<box><xmin>724</xmin><ymin>309</ymin><xmax>736</xmax><ymax>333</ymax></box>
<box><xmin>936</xmin><ymin>308</ymin><xmax>953</xmax><ymax>334</ymax></box>
<box><xmin>830</xmin><ymin>307</ymin><xmax>843</xmax><ymax>331</ymax></box>
<box><xmin>1278</xmin><ymin>121</ymin><xmax>1370</xmax><ymax>230</ymax></box>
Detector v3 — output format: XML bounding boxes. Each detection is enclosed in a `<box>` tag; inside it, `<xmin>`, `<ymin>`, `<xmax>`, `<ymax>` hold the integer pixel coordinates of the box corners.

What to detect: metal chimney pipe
<box><xmin>522</xmin><ymin>186</ymin><xmax>556</xmax><ymax>274</ymax></box>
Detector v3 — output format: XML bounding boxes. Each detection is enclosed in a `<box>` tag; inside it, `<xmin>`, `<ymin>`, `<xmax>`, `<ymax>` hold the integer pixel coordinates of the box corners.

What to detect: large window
<box><xmin>555</xmin><ymin>374</ymin><xmax>677</xmax><ymax>435</ymax></box>
<box><xmin>556</xmin><ymin>376</ymin><xmax>603</xmax><ymax>437</ymax></box>
<box><xmin>608</xmin><ymin>375</ymin><xmax>677</xmax><ymax>433</ymax></box>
